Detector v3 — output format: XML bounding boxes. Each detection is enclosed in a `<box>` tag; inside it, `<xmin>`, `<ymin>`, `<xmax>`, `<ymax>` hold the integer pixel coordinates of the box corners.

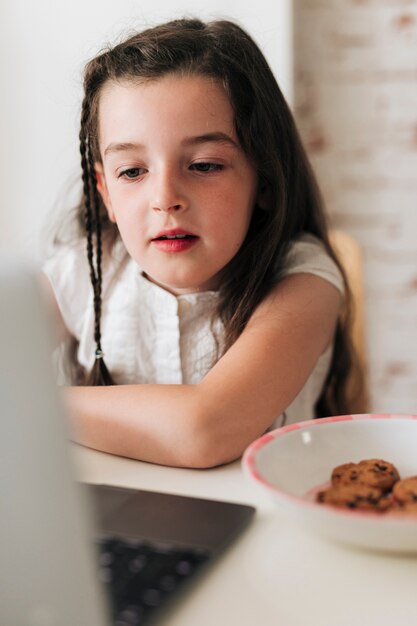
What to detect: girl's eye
<box><xmin>190</xmin><ymin>162</ymin><xmax>223</xmax><ymax>173</ymax></box>
<box><xmin>118</xmin><ymin>167</ymin><xmax>145</xmax><ymax>180</ymax></box>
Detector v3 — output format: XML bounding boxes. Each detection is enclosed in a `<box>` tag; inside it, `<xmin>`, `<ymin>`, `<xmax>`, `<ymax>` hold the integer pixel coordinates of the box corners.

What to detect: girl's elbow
<box><xmin>170</xmin><ymin>397</ymin><xmax>253</xmax><ymax>468</ymax></box>
<box><xmin>182</xmin><ymin>417</ymin><xmax>246</xmax><ymax>469</ymax></box>
<box><xmin>183</xmin><ymin>442</ymin><xmax>241</xmax><ymax>469</ymax></box>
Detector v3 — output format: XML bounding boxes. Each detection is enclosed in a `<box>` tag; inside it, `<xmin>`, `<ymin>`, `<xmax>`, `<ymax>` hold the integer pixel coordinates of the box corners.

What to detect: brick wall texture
<box><xmin>293</xmin><ymin>0</ymin><xmax>417</xmax><ymax>413</ymax></box>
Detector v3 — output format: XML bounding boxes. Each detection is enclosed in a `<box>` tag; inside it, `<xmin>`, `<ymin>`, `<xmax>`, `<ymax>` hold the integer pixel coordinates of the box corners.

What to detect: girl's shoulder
<box><xmin>42</xmin><ymin>239</ymin><xmax>90</xmax><ymax>293</ymax></box>
<box><xmin>281</xmin><ymin>233</ymin><xmax>345</xmax><ymax>294</ymax></box>
<box><xmin>43</xmin><ymin>237</ymin><xmax>128</xmax><ymax>286</ymax></box>
<box><xmin>42</xmin><ymin>240</ymin><xmax>94</xmax><ymax>333</ymax></box>
<box><xmin>42</xmin><ymin>238</ymin><xmax>130</xmax><ymax>337</ymax></box>
<box><xmin>43</xmin><ymin>237</ymin><xmax>89</xmax><ymax>273</ymax></box>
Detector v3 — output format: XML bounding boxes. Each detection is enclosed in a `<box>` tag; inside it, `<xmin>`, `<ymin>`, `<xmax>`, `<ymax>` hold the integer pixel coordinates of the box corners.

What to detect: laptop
<box><xmin>0</xmin><ymin>262</ymin><xmax>255</xmax><ymax>626</ymax></box>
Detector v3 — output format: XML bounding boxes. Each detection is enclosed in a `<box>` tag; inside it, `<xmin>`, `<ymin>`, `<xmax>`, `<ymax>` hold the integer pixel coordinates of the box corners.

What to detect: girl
<box><xmin>42</xmin><ymin>18</ymin><xmax>358</xmax><ymax>468</ymax></box>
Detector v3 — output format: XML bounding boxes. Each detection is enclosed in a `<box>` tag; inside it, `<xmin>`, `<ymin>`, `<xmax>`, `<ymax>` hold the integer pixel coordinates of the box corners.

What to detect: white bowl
<box><xmin>242</xmin><ymin>414</ymin><xmax>417</xmax><ymax>553</ymax></box>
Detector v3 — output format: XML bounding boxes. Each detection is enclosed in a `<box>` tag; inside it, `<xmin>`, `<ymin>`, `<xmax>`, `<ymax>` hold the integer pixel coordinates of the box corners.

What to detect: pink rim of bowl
<box><xmin>242</xmin><ymin>413</ymin><xmax>417</xmax><ymax>522</ymax></box>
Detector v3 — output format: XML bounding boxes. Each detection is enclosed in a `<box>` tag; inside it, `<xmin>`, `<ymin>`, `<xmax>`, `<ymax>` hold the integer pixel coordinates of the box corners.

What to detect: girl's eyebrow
<box><xmin>103</xmin><ymin>132</ymin><xmax>238</xmax><ymax>158</ymax></box>
<box><xmin>182</xmin><ymin>132</ymin><xmax>238</xmax><ymax>148</ymax></box>
<box><xmin>104</xmin><ymin>142</ymin><xmax>144</xmax><ymax>157</ymax></box>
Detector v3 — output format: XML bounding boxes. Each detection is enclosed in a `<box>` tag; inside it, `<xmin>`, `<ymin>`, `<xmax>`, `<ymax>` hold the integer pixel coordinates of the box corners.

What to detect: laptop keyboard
<box><xmin>95</xmin><ymin>536</ymin><xmax>210</xmax><ymax>625</ymax></box>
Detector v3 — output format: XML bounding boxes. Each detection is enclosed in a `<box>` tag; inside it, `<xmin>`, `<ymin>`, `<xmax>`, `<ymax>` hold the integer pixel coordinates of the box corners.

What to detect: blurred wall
<box><xmin>293</xmin><ymin>0</ymin><xmax>417</xmax><ymax>413</ymax></box>
<box><xmin>0</xmin><ymin>1</ymin><xmax>292</xmax><ymax>262</ymax></box>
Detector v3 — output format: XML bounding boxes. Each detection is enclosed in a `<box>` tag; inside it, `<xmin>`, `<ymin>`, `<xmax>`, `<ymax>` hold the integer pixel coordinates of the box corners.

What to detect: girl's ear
<box><xmin>95</xmin><ymin>163</ymin><xmax>116</xmax><ymax>222</ymax></box>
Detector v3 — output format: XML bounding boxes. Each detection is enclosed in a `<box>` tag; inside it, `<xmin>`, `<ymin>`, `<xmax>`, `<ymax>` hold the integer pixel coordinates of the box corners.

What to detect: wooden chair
<box><xmin>329</xmin><ymin>229</ymin><xmax>369</xmax><ymax>414</ymax></box>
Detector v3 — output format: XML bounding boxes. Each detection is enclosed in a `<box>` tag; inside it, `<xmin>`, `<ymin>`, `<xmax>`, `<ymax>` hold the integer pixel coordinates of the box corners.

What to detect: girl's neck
<box><xmin>141</xmin><ymin>271</ymin><xmax>218</xmax><ymax>296</ymax></box>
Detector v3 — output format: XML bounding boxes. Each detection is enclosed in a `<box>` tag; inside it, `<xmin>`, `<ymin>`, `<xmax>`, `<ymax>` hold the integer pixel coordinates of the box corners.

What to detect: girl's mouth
<box><xmin>154</xmin><ymin>234</ymin><xmax>196</xmax><ymax>241</ymax></box>
<box><xmin>151</xmin><ymin>230</ymin><xmax>199</xmax><ymax>252</ymax></box>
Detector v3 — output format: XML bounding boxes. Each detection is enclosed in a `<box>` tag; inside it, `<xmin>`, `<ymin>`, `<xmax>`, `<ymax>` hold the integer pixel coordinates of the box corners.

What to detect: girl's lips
<box><xmin>151</xmin><ymin>231</ymin><xmax>199</xmax><ymax>253</ymax></box>
<box><xmin>152</xmin><ymin>228</ymin><xmax>196</xmax><ymax>240</ymax></box>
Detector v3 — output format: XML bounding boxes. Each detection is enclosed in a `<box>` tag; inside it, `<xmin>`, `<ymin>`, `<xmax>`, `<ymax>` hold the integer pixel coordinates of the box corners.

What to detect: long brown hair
<box><xmin>71</xmin><ymin>17</ymin><xmax>359</xmax><ymax>415</ymax></box>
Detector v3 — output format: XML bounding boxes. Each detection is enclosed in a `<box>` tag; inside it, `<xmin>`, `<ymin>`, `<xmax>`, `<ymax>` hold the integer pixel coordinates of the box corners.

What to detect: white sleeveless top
<box><xmin>43</xmin><ymin>233</ymin><xmax>344</xmax><ymax>426</ymax></box>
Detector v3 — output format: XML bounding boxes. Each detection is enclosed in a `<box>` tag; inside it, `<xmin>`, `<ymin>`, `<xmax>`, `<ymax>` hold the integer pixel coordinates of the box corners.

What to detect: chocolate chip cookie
<box><xmin>317</xmin><ymin>483</ymin><xmax>392</xmax><ymax>512</ymax></box>
<box><xmin>331</xmin><ymin>458</ymin><xmax>400</xmax><ymax>492</ymax></box>
<box><xmin>392</xmin><ymin>476</ymin><xmax>417</xmax><ymax>504</ymax></box>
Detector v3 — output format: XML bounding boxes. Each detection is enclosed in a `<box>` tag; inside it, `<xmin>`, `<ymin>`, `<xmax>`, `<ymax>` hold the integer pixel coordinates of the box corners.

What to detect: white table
<box><xmin>72</xmin><ymin>445</ymin><xmax>417</xmax><ymax>626</ymax></box>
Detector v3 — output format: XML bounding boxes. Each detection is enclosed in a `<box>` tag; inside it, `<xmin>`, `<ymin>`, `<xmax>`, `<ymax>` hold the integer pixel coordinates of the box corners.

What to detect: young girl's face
<box><xmin>95</xmin><ymin>73</ymin><xmax>260</xmax><ymax>295</ymax></box>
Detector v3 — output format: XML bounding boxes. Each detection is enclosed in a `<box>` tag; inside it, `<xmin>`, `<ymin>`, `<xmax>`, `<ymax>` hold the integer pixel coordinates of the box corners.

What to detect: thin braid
<box><xmin>79</xmin><ymin>100</ymin><xmax>97</xmax><ymax>298</ymax></box>
<box><xmin>87</xmin><ymin>147</ymin><xmax>104</xmax><ymax>350</ymax></box>
<box><xmin>78</xmin><ymin>96</ymin><xmax>114</xmax><ymax>385</ymax></box>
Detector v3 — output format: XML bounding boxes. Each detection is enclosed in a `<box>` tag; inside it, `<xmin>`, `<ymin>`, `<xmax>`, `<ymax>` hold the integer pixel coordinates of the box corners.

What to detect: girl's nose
<box><xmin>153</xmin><ymin>203</ymin><xmax>182</xmax><ymax>213</ymax></box>
<box><xmin>151</xmin><ymin>169</ymin><xmax>187</xmax><ymax>213</ymax></box>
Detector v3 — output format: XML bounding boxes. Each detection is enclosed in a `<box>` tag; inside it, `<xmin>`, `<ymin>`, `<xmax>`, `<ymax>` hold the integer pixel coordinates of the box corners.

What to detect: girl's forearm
<box><xmin>60</xmin><ymin>275</ymin><xmax>340</xmax><ymax>469</ymax></box>
<box><xmin>62</xmin><ymin>384</ymin><xmax>232</xmax><ymax>468</ymax></box>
